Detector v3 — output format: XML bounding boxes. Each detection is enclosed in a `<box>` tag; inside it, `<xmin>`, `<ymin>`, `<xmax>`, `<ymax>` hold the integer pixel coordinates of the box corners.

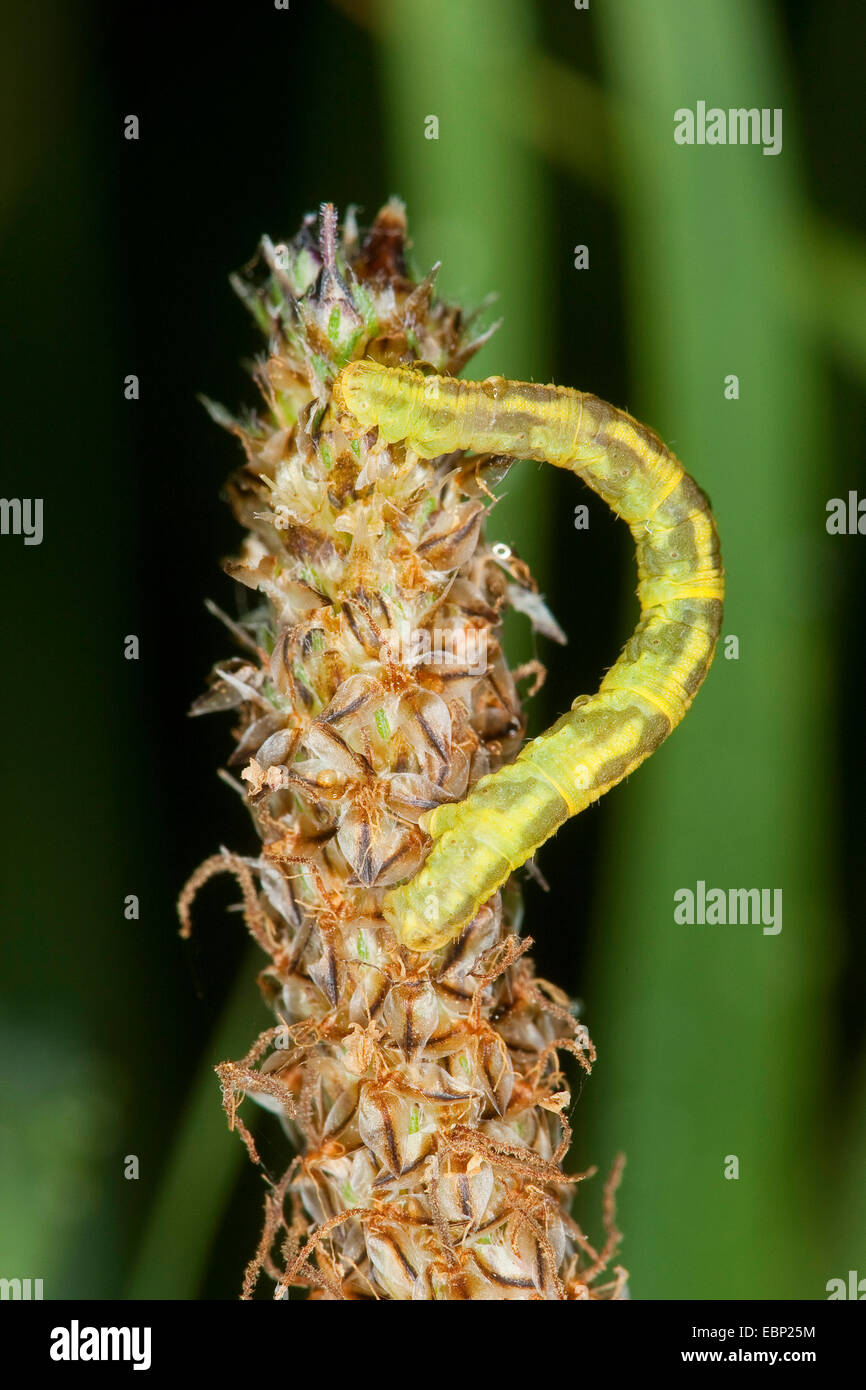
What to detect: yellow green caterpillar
<box><xmin>333</xmin><ymin>360</ymin><xmax>724</xmax><ymax>952</ymax></box>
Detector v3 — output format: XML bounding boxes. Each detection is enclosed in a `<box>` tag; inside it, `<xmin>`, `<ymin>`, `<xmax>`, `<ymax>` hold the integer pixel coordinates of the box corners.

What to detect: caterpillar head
<box><xmin>333</xmin><ymin>360</ymin><xmax>420</xmax><ymax>445</ymax></box>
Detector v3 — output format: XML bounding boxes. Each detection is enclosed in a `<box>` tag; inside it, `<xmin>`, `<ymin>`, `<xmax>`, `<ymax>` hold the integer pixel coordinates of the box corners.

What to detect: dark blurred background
<box><xmin>0</xmin><ymin>0</ymin><xmax>863</xmax><ymax>1299</ymax></box>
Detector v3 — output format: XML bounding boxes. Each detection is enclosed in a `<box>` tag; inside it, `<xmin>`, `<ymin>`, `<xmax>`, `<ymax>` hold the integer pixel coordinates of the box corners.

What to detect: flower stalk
<box><xmin>180</xmin><ymin>201</ymin><xmax>626</xmax><ymax>1301</ymax></box>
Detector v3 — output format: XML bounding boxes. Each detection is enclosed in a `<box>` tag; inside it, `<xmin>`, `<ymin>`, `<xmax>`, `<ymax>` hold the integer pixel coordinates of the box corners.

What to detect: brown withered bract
<box><xmin>180</xmin><ymin>201</ymin><xmax>627</xmax><ymax>1301</ymax></box>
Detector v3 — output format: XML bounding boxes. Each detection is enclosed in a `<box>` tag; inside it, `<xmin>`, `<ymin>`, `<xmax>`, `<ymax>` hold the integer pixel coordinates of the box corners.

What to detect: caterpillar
<box><xmin>333</xmin><ymin>360</ymin><xmax>724</xmax><ymax>952</ymax></box>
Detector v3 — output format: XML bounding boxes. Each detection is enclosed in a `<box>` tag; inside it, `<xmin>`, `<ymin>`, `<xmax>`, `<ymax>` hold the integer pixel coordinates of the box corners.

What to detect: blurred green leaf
<box><xmin>376</xmin><ymin>0</ymin><xmax>554</xmax><ymax>603</ymax></box>
<box><xmin>342</xmin><ymin>0</ymin><xmax>866</xmax><ymax>382</ymax></box>
<box><xmin>585</xmin><ymin>0</ymin><xmax>840</xmax><ymax>1298</ymax></box>
<box><xmin>125</xmin><ymin>956</ymin><xmax>267</xmax><ymax>1300</ymax></box>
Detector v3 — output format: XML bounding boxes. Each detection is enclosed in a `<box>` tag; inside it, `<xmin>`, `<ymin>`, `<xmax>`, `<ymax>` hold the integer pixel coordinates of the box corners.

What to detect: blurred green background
<box><xmin>0</xmin><ymin>0</ymin><xmax>863</xmax><ymax>1299</ymax></box>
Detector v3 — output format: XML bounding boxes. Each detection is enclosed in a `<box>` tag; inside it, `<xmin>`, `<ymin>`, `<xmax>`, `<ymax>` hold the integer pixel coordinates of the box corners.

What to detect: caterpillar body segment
<box><xmin>333</xmin><ymin>361</ymin><xmax>724</xmax><ymax>952</ymax></box>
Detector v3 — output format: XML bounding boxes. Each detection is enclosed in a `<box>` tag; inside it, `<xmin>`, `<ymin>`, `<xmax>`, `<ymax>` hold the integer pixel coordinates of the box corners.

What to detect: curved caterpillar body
<box><xmin>333</xmin><ymin>361</ymin><xmax>724</xmax><ymax>952</ymax></box>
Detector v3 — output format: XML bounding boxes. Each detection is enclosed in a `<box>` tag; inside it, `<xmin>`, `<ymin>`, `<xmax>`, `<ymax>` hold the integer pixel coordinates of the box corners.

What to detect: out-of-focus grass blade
<box><xmin>126</xmin><ymin>955</ymin><xmax>267</xmax><ymax>1300</ymax></box>
<box><xmin>376</xmin><ymin>0</ymin><xmax>553</xmax><ymax>606</ymax></box>
<box><xmin>338</xmin><ymin>0</ymin><xmax>866</xmax><ymax>383</ymax></box>
<box><xmin>586</xmin><ymin>0</ymin><xmax>839</xmax><ymax>1297</ymax></box>
<box><xmin>799</xmin><ymin>218</ymin><xmax>866</xmax><ymax>381</ymax></box>
<box><xmin>834</xmin><ymin>1057</ymin><xmax>866</xmax><ymax>1281</ymax></box>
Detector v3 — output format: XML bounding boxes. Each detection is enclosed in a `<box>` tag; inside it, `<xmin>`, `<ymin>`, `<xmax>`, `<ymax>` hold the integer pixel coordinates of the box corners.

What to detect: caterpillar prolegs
<box><xmin>333</xmin><ymin>361</ymin><xmax>724</xmax><ymax>952</ymax></box>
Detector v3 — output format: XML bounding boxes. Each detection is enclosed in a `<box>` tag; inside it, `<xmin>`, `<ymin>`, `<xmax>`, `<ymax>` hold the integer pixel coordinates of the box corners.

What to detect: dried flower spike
<box><xmin>182</xmin><ymin>201</ymin><xmax>631</xmax><ymax>1300</ymax></box>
